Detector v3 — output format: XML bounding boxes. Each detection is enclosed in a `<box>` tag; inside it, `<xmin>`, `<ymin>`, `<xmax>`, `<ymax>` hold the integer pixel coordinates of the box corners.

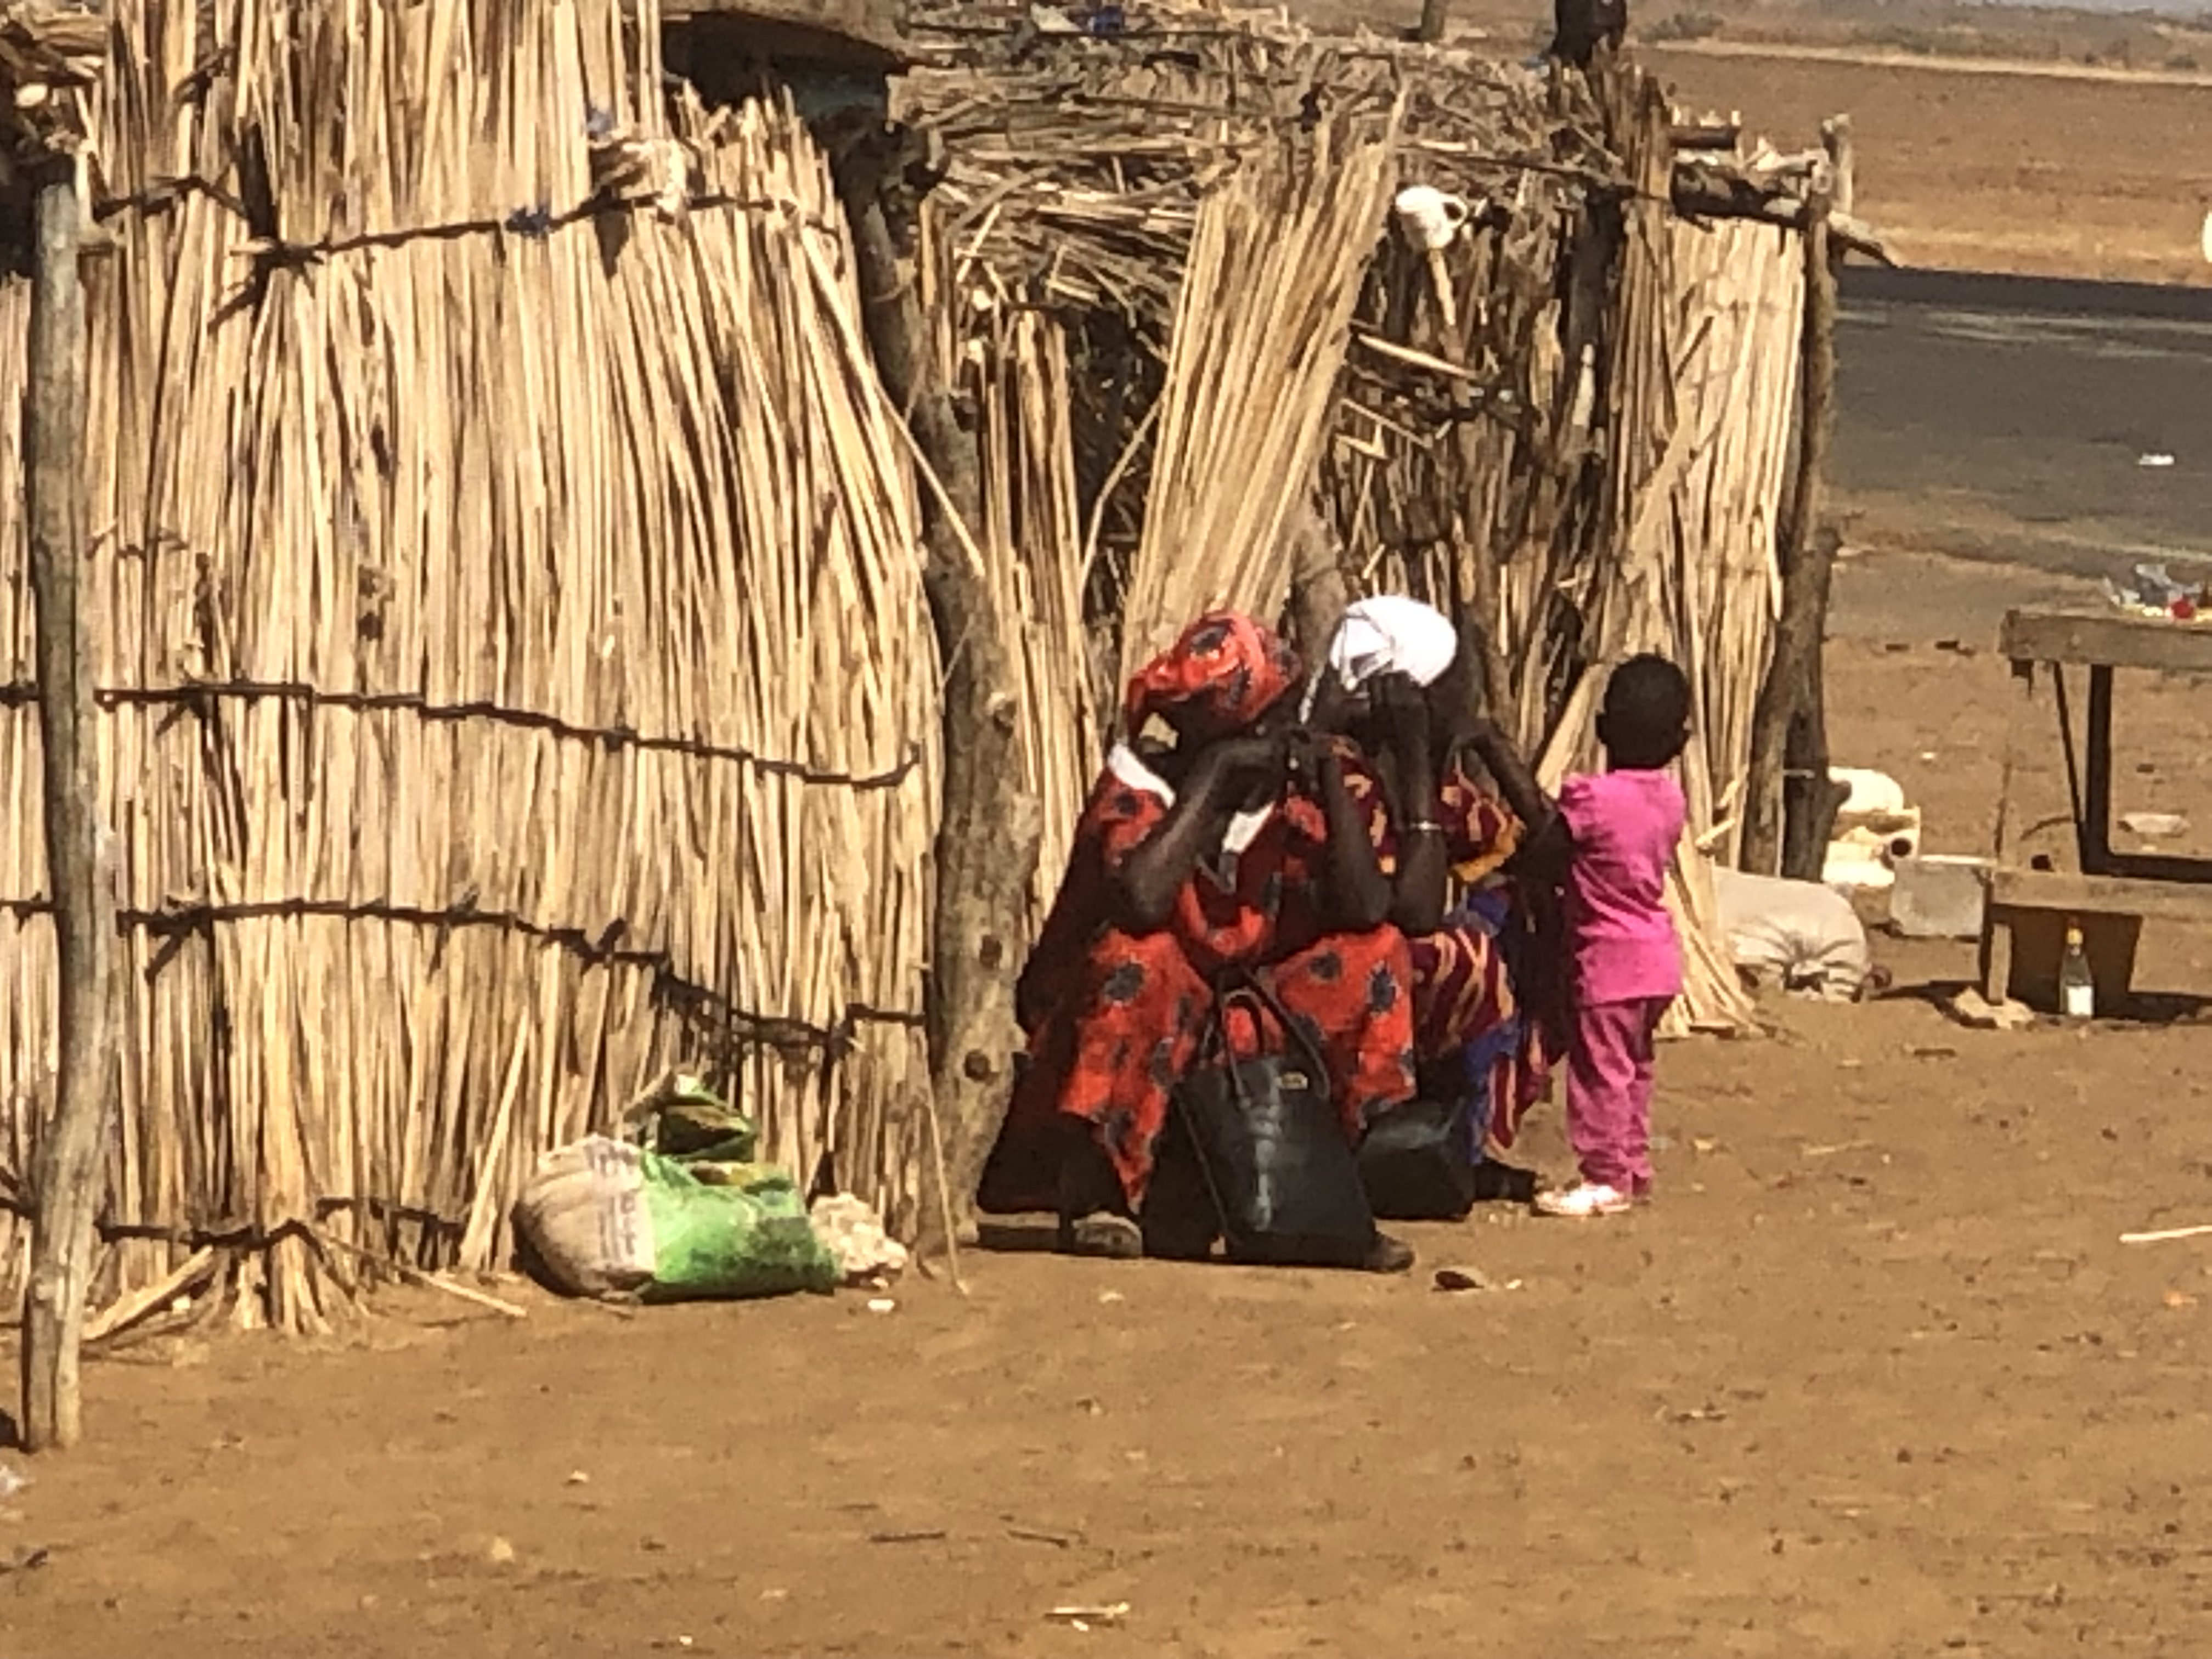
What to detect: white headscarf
<box><xmin>1301</xmin><ymin>596</ymin><xmax>1460</xmax><ymax>719</ymax></box>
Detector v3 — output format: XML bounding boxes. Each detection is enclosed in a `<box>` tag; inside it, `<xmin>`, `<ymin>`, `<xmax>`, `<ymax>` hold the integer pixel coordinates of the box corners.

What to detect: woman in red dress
<box><xmin>979</xmin><ymin>611</ymin><xmax>1419</xmax><ymax>1272</ymax></box>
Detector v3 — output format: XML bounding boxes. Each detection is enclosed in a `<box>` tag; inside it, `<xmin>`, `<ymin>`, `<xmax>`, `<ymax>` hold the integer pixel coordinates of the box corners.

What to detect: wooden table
<box><xmin>1983</xmin><ymin>608</ymin><xmax>2212</xmax><ymax>1005</ymax></box>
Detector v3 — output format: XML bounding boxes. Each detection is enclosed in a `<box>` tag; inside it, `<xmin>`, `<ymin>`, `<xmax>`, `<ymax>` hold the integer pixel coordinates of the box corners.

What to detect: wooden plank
<box><xmin>1990</xmin><ymin>866</ymin><xmax>2212</xmax><ymax>926</ymax></box>
<box><xmin>2000</xmin><ymin>608</ymin><xmax>2212</xmax><ymax>675</ymax></box>
<box><xmin>2083</xmin><ymin>664</ymin><xmax>2114</xmax><ymax>874</ymax></box>
<box><xmin>2104</xmin><ymin>851</ymin><xmax>2212</xmax><ymax>885</ymax></box>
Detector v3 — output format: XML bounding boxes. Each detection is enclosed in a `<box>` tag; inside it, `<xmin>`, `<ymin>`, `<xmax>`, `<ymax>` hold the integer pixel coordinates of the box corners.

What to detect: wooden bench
<box><xmin>1983</xmin><ymin>608</ymin><xmax>2212</xmax><ymax>1007</ymax></box>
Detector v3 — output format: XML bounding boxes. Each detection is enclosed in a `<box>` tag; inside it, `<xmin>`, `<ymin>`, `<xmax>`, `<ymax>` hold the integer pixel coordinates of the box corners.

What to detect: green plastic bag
<box><xmin>516</xmin><ymin>1075</ymin><xmax>838</xmax><ymax>1301</ymax></box>
<box><xmin>634</xmin><ymin>1150</ymin><xmax>838</xmax><ymax>1302</ymax></box>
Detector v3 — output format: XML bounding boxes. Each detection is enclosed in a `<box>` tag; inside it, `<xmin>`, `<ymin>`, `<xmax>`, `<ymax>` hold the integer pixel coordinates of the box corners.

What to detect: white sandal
<box><xmin>1532</xmin><ymin>1182</ymin><xmax>1633</xmax><ymax>1218</ymax></box>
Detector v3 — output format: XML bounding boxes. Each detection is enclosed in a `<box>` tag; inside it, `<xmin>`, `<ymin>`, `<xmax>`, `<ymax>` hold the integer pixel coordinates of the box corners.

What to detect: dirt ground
<box><xmin>7</xmin><ymin>562</ymin><xmax>2212</xmax><ymax>1657</ymax></box>
<box><xmin>9</xmin><ymin>10</ymin><xmax>2208</xmax><ymax>1654</ymax></box>
<box><xmin>1645</xmin><ymin>45</ymin><xmax>2212</xmax><ymax>285</ymax></box>
<box><xmin>1327</xmin><ymin>0</ymin><xmax>2212</xmax><ymax>285</ymax></box>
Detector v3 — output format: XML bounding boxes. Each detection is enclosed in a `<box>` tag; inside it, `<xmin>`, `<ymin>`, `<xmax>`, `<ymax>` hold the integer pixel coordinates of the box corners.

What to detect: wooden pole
<box><xmin>830</xmin><ymin>134</ymin><xmax>1040</xmax><ymax>1253</ymax></box>
<box><xmin>1415</xmin><ymin>0</ymin><xmax>1451</xmax><ymax>46</ymax></box>
<box><xmin>1282</xmin><ymin>496</ymin><xmax>1348</xmax><ymax>668</ymax></box>
<box><xmin>1742</xmin><ymin>187</ymin><xmax>1842</xmax><ymax>879</ymax></box>
<box><xmin>1820</xmin><ymin>115</ymin><xmax>1855</xmax><ymax>219</ymax></box>
<box><xmin>1778</xmin><ymin>527</ymin><xmax>1847</xmax><ymax>883</ymax></box>
<box><xmin>20</xmin><ymin>157</ymin><xmax>117</xmax><ymax>1453</ymax></box>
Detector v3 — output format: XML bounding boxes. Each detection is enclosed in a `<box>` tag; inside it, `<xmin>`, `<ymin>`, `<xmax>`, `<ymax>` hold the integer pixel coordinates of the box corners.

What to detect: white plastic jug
<box><xmin>1393</xmin><ymin>185</ymin><xmax>1471</xmax><ymax>252</ymax></box>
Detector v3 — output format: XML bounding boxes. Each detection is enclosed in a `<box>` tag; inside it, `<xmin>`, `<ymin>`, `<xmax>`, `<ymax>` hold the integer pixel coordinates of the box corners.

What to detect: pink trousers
<box><xmin>1565</xmin><ymin>996</ymin><xmax>1667</xmax><ymax>1194</ymax></box>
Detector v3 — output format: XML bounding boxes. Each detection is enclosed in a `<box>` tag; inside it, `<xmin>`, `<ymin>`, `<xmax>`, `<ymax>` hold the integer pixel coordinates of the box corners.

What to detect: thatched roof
<box><xmin>0</xmin><ymin>0</ymin><xmax>100</xmax><ymax>160</ymax></box>
<box><xmin>895</xmin><ymin>3</ymin><xmax>1628</xmax><ymax>328</ymax></box>
<box><xmin>894</xmin><ymin>2</ymin><xmax>1887</xmax><ymax>328</ymax></box>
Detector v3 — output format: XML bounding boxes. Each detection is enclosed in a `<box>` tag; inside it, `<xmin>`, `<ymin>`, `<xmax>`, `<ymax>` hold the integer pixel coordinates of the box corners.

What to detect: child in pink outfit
<box><xmin>1533</xmin><ymin>656</ymin><xmax>1689</xmax><ymax>1218</ymax></box>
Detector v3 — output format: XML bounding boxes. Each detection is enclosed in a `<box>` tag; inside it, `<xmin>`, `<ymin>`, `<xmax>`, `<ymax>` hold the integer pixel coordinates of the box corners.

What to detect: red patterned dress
<box><xmin>1340</xmin><ymin>752</ymin><xmax>1562</xmax><ymax>1152</ymax></box>
<box><xmin>981</xmin><ymin>744</ymin><xmax>1419</xmax><ymax>1214</ymax></box>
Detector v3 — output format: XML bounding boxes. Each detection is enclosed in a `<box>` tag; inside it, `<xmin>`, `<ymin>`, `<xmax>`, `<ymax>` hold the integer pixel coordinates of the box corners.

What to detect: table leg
<box><xmin>1979</xmin><ymin>909</ymin><xmax>2015</xmax><ymax>1005</ymax></box>
<box><xmin>1991</xmin><ymin>661</ymin><xmax>2036</xmax><ymax>865</ymax></box>
<box><xmin>2084</xmin><ymin>664</ymin><xmax>2114</xmax><ymax>875</ymax></box>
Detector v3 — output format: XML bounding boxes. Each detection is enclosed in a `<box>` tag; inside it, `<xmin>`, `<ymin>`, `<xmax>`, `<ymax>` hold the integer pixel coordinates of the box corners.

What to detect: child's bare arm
<box><xmin>1510</xmin><ymin>814</ymin><xmax>1573</xmax><ymax>883</ymax></box>
<box><xmin>1465</xmin><ymin>718</ymin><xmax>1553</xmax><ymax>839</ymax></box>
<box><xmin>1463</xmin><ymin>718</ymin><xmax>1575</xmax><ymax>881</ymax></box>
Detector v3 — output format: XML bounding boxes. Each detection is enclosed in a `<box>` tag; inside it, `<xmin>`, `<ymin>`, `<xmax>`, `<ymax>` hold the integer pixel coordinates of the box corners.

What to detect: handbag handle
<box><xmin>1202</xmin><ymin>967</ymin><xmax>1330</xmax><ymax>1084</ymax></box>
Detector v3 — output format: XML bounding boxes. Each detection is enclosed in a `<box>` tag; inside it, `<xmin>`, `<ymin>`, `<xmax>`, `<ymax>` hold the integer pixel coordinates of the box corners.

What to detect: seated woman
<box><xmin>1313</xmin><ymin>598</ymin><xmax>1562</xmax><ymax>1172</ymax></box>
<box><xmin>978</xmin><ymin>610</ymin><xmax>1418</xmax><ymax>1273</ymax></box>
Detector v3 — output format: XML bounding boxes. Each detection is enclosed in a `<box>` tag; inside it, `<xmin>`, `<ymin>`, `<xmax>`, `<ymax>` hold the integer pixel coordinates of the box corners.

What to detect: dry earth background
<box><xmin>5</xmin><ymin>7</ymin><xmax>2212</xmax><ymax>1657</ymax></box>
<box><xmin>1351</xmin><ymin>0</ymin><xmax>2212</xmax><ymax>284</ymax></box>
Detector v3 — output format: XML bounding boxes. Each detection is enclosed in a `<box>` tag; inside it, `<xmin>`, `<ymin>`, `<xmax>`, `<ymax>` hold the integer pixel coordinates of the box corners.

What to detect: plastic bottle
<box><xmin>2059</xmin><ymin>921</ymin><xmax>2095</xmax><ymax>1021</ymax></box>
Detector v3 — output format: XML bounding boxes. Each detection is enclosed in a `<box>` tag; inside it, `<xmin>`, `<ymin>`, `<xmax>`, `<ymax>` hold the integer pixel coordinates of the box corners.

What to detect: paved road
<box><xmin>1833</xmin><ymin>270</ymin><xmax>2212</xmax><ymax>590</ymax></box>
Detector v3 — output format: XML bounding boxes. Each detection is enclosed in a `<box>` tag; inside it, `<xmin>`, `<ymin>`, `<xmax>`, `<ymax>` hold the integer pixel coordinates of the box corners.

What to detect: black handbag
<box><xmin>1357</xmin><ymin>1094</ymin><xmax>1480</xmax><ymax>1222</ymax></box>
<box><xmin>1170</xmin><ymin>976</ymin><xmax>1378</xmax><ymax>1268</ymax></box>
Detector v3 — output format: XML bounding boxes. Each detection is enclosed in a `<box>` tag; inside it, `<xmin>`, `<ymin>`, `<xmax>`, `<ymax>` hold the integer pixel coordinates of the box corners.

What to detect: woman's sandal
<box><xmin>1361</xmin><ymin>1231</ymin><xmax>1417</xmax><ymax>1274</ymax></box>
<box><xmin>1062</xmin><ymin>1211</ymin><xmax>1144</xmax><ymax>1259</ymax></box>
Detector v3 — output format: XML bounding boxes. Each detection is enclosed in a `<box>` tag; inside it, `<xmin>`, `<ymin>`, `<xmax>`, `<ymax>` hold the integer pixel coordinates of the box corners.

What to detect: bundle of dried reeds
<box><xmin>1325</xmin><ymin>166</ymin><xmax>1594</xmax><ymax>753</ymax></box>
<box><xmin>0</xmin><ymin>0</ymin><xmax>938</xmax><ymax>1330</ymax></box>
<box><xmin>896</xmin><ymin>4</ymin><xmax>1609</xmax><ymax>350</ymax></box>
<box><xmin>964</xmin><ymin>303</ymin><xmax>1096</xmax><ymax>923</ymax></box>
<box><xmin>1117</xmin><ymin>111</ymin><xmax>1401</xmax><ymax>677</ymax></box>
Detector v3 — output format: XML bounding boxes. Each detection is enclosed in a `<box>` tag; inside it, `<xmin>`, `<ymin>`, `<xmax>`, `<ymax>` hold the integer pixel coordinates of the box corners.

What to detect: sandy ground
<box><xmin>1332</xmin><ymin>1</ymin><xmax>2212</xmax><ymax>285</ymax></box>
<box><xmin>7</xmin><ymin>556</ymin><xmax>2212</xmax><ymax>1658</ymax></box>
<box><xmin>9</xmin><ymin>15</ymin><xmax>2209</xmax><ymax>1654</ymax></box>
<box><xmin>1646</xmin><ymin>47</ymin><xmax>2211</xmax><ymax>285</ymax></box>
<box><xmin>12</xmin><ymin>31</ymin><xmax>2212</xmax><ymax>1643</ymax></box>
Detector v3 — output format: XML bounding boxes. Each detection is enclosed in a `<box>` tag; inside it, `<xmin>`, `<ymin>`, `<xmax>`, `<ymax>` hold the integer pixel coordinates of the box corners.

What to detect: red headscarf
<box><xmin>1122</xmin><ymin>611</ymin><xmax>1304</xmax><ymax>743</ymax></box>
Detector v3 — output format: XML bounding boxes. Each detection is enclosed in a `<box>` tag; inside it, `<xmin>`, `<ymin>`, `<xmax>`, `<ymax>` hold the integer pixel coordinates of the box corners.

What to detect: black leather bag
<box><xmin>1357</xmin><ymin>1094</ymin><xmax>1480</xmax><ymax>1222</ymax></box>
<box><xmin>1170</xmin><ymin>978</ymin><xmax>1377</xmax><ymax>1268</ymax></box>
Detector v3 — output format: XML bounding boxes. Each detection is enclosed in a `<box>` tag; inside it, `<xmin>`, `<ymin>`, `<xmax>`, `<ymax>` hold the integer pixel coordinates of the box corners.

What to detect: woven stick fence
<box><xmin>901</xmin><ymin>13</ymin><xmax>1835</xmax><ymax>1034</ymax></box>
<box><xmin>0</xmin><ymin>0</ymin><xmax>938</xmax><ymax>1331</ymax></box>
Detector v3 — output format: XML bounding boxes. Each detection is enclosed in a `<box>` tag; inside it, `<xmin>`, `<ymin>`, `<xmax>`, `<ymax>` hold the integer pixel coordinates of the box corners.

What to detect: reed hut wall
<box><xmin>0</xmin><ymin>0</ymin><xmax>942</xmax><ymax>1330</ymax></box>
<box><xmin>899</xmin><ymin>19</ymin><xmax>1810</xmax><ymax>1032</ymax></box>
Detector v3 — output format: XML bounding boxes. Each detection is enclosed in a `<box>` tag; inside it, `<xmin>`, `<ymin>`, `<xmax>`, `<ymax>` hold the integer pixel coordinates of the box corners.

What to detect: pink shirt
<box><xmin>1557</xmin><ymin>768</ymin><xmax>1686</xmax><ymax>1006</ymax></box>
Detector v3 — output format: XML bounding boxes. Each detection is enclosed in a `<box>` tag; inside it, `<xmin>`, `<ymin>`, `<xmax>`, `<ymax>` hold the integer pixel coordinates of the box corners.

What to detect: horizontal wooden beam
<box><xmin>2000</xmin><ymin>608</ymin><xmax>2212</xmax><ymax>675</ymax></box>
<box><xmin>1668</xmin><ymin>121</ymin><xmax>1741</xmax><ymax>150</ymax></box>
<box><xmin>1669</xmin><ymin>183</ymin><xmax>1895</xmax><ymax>266</ymax></box>
<box><xmin>1991</xmin><ymin>866</ymin><xmax>2212</xmax><ymax>926</ymax></box>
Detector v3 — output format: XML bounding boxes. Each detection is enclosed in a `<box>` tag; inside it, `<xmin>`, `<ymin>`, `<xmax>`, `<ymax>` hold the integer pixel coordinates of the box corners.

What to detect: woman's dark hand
<box><xmin>1196</xmin><ymin>730</ymin><xmax>1289</xmax><ymax>793</ymax></box>
<box><xmin>1281</xmin><ymin>725</ymin><xmax>1331</xmax><ymax>785</ymax></box>
<box><xmin>1305</xmin><ymin>674</ymin><xmax>1355</xmax><ymax>736</ymax></box>
<box><xmin>1370</xmin><ymin>672</ymin><xmax>1431</xmax><ymax>758</ymax></box>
